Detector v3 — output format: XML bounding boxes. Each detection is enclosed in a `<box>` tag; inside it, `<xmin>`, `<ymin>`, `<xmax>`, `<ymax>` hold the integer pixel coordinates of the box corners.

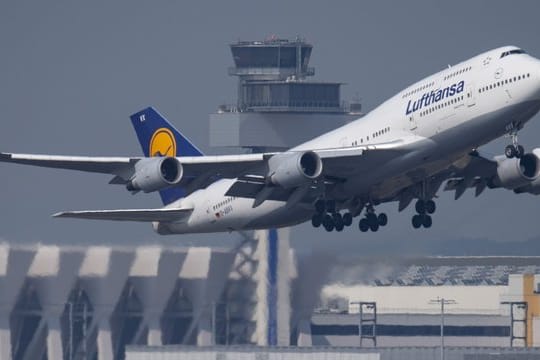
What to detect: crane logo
<box><xmin>150</xmin><ymin>128</ymin><xmax>176</xmax><ymax>157</ymax></box>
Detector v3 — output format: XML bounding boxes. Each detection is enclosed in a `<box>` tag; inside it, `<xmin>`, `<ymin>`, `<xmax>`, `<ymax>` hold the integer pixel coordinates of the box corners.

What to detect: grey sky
<box><xmin>1</xmin><ymin>1</ymin><xmax>540</xmax><ymax>254</ymax></box>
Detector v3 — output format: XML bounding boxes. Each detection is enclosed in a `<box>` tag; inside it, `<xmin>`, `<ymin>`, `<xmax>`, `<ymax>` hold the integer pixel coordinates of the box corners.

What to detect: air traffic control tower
<box><xmin>208</xmin><ymin>38</ymin><xmax>362</xmax><ymax>347</ymax></box>
<box><xmin>209</xmin><ymin>37</ymin><xmax>361</xmax><ymax>151</ymax></box>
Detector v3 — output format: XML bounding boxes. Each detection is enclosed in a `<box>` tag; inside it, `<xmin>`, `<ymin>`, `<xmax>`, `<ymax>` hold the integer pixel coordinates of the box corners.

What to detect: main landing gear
<box><xmin>505</xmin><ymin>124</ymin><xmax>524</xmax><ymax>159</ymax></box>
<box><xmin>311</xmin><ymin>200</ymin><xmax>353</xmax><ymax>232</ymax></box>
<box><xmin>411</xmin><ymin>199</ymin><xmax>435</xmax><ymax>229</ymax></box>
<box><xmin>358</xmin><ymin>205</ymin><xmax>388</xmax><ymax>233</ymax></box>
<box><xmin>312</xmin><ymin>199</ymin><xmax>388</xmax><ymax>233</ymax></box>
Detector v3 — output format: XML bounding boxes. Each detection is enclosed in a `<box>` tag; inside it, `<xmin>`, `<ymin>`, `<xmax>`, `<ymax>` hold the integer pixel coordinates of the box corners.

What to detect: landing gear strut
<box><xmin>505</xmin><ymin>124</ymin><xmax>524</xmax><ymax>159</ymax></box>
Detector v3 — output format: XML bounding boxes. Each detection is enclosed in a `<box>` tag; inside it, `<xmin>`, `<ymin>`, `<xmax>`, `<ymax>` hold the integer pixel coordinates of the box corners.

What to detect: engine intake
<box><xmin>268</xmin><ymin>151</ymin><xmax>323</xmax><ymax>188</ymax></box>
<box><xmin>493</xmin><ymin>152</ymin><xmax>540</xmax><ymax>190</ymax></box>
<box><xmin>126</xmin><ymin>157</ymin><xmax>183</xmax><ymax>193</ymax></box>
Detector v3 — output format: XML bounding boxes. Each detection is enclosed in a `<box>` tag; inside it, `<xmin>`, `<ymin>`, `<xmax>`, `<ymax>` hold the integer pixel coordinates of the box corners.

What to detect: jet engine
<box><xmin>268</xmin><ymin>151</ymin><xmax>323</xmax><ymax>188</ymax></box>
<box><xmin>491</xmin><ymin>150</ymin><xmax>540</xmax><ymax>190</ymax></box>
<box><xmin>126</xmin><ymin>157</ymin><xmax>183</xmax><ymax>193</ymax></box>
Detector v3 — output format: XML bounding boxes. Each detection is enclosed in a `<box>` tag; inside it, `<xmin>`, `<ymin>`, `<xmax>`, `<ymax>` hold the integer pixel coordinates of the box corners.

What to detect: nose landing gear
<box><xmin>505</xmin><ymin>144</ymin><xmax>525</xmax><ymax>159</ymax></box>
<box><xmin>504</xmin><ymin>124</ymin><xmax>525</xmax><ymax>159</ymax></box>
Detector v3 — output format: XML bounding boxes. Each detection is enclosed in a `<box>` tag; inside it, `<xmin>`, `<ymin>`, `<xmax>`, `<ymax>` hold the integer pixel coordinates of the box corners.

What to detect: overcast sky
<box><xmin>1</xmin><ymin>1</ymin><xmax>540</xmax><ymax>255</ymax></box>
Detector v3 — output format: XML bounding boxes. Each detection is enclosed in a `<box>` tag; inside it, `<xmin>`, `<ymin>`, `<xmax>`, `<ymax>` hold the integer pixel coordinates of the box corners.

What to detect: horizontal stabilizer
<box><xmin>53</xmin><ymin>207</ymin><xmax>192</xmax><ymax>222</ymax></box>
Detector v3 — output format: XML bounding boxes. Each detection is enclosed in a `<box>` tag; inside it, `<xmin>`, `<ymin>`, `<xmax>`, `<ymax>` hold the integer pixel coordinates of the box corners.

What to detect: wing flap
<box><xmin>53</xmin><ymin>208</ymin><xmax>192</xmax><ymax>222</ymax></box>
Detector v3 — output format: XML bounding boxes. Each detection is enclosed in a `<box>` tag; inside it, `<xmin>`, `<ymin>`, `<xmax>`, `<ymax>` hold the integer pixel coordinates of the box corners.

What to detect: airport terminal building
<box><xmin>1</xmin><ymin>235</ymin><xmax>540</xmax><ymax>359</ymax></box>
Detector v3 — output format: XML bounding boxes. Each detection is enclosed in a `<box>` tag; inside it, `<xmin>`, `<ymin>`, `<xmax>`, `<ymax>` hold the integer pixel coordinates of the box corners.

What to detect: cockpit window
<box><xmin>500</xmin><ymin>49</ymin><xmax>526</xmax><ymax>58</ymax></box>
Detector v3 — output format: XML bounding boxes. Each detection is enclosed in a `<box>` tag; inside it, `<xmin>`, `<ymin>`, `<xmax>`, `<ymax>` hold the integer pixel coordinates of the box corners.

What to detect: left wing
<box><xmin>0</xmin><ymin>152</ymin><xmax>266</xmax><ymax>188</ymax></box>
<box><xmin>0</xmin><ymin>135</ymin><xmax>423</xmax><ymax>206</ymax></box>
<box><xmin>53</xmin><ymin>207</ymin><xmax>192</xmax><ymax>222</ymax></box>
<box><xmin>0</xmin><ymin>153</ymin><xmax>138</xmax><ymax>175</ymax></box>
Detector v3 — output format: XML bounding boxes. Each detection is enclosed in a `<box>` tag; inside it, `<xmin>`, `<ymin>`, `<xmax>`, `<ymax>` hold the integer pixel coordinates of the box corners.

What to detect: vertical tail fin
<box><xmin>130</xmin><ymin>107</ymin><xmax>204</xmax><ymax>205</ymax></box>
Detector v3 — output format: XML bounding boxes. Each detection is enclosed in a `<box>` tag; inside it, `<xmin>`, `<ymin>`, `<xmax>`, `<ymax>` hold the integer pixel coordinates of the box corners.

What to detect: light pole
<box><xmin>429</xmin><ymin>297</ymin><xmax>457</xmax><ymax>360</ymax></box>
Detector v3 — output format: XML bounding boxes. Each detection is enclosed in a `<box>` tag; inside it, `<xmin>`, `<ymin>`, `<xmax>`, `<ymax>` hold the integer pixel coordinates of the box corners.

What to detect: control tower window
<box><xmin>243</xmin><ymin>83</ymin><xmax>340</xmax><ymax>109</ymax></box>
<box><xmin>233</xmin><ymin>47</ymin><xmax>279</xmax><ymax>67</ymax></box>
<box><xmin>278</xmin><ymin>47</ymin><xmax>296</xmax><ymax>68</ymax></box>
<box><xmin>231</xmin><ymin>45</ymin><xmax>312</xmax><ymax>69</ymax></box>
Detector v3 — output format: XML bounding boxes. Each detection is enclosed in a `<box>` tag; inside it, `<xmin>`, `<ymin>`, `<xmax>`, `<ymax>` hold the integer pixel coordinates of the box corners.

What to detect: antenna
<box><xmin>429</xmin><ymin>297</ymin><xmax>457</xmax><ymax>360</ymax></box>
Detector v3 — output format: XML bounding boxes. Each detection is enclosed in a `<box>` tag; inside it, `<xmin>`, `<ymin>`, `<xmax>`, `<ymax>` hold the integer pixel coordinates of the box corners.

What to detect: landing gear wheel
<box><xmin>366</xmin><ymin>213</ymin><xmax>378</xmax><ymax>226</ymax></box>
<box><xmin>324</xmin><ymin>222</ymin><xmax>334</xmax><ymax>232</ymax></box>
<box><xmin>369</xmin><ymin>221</ymin><xmax>379</xmax><ymax>232</ymax></box>
<box><xmin>422</xmin><ymin>214</ymin><xmax>432</xmax><ymax>228</ymax></box>
<box><xmin>333</xmin><ymin>213</ymin><xmax>344</xmax><ymax>231</ymax></box>
<box><xmin>359</xmin><ymin>218</ymin><xmax>369</xmax><ymax>232</ymax></box>
<box><xmin>412</xmin><ymin>214</ymin><xmax>422</xmax><ymax>229</ymax></box>
<box><xmin>415</xmin><ymin>200</ymin><xmax>426</xmax><ymax>214</ymax></box>
<box><xmin>311</xmin><ymin>214</ymin><xmax>322</xmax><ymax>228</ymax></box>
<box><xmin>505</xmin><ymin>144</ymin><xmax>517</xmax><ymax>159</ymax></box>
<box><xmin>322</xmin><ymin>214</ymin><xmax>334</xmax><ymax>231</ymax></box>
<box><xmin>315</xmin><ymin>199</ymin><xmax>326</xmax><ymax>214</ymax></box>
<box><xmin>342</xmin><ymin>213</ymin><xmax>353</xmax><ymax>227</ymax></box>
<box><xmin>326</xmin><ymin>200</ymin><xmax>336</xmax><ymax>214</ymax></box>
<box><xmin>425</xmin><ymin>200</ymin><xmax>436</xmax><ymax>214</ymax></box>
<box><xmin>377</xmin><ymin>213</ymin><xmax>388</xmax><ymax>226</ymax></box>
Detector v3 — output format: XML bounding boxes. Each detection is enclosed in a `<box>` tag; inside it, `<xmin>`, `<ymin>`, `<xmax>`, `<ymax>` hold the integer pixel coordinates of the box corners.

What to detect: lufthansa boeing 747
<box><xmin>2</xmin><ymin>46</ymin><xmax>540</xmax><ymax>234</ymax></box>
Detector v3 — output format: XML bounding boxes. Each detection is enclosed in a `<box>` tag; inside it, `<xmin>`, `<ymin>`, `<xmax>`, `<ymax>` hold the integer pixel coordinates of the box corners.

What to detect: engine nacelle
<box><xmin>492</xmin><ymin>151</ymin><xmax>540</xmax><ymax>190</ymax></box>
<box><xmin>126</xmin><ymin>157</ymin><xmax>183</xmax><ymax>193</ymax></box>
<box><xmin>268</xmin><ymin>151</ymin><xmax>323</xmax><ymax>189</ymax></box>
<box><xmin>511</xmin><ymin>148</ymin><xmax>540</xmax><ymax>194</ymax></box>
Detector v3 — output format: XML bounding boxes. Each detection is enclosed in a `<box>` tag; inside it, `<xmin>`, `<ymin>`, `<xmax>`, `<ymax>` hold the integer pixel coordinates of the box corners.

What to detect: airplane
<box><xmin>2</xmin><ymin>45</ymin><xmax>540</xmax><ymax>235</ymax></box>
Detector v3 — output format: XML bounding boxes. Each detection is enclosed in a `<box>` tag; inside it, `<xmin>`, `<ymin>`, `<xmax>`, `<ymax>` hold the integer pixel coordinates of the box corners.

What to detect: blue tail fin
<box><xmin>130</xmin><ymin>107</ymin><xmax>204</xmax><ymax>205</ymax></box>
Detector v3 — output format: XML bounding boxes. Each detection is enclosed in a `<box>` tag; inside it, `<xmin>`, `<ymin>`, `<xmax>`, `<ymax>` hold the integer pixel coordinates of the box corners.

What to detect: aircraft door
<box><xmin>466</xmin><ymin>84</ymin><xmax>476</xmax><ymax>107</ymax></box>
<box><xmin>408</xmin><ymin>115</ymin><xmax>418</xmax><ymax>131</ymax></box>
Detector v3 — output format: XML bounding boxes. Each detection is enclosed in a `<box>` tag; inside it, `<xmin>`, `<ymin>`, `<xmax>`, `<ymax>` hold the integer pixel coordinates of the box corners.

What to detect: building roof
<box><xmin>329</xmin><ymin>257</ymin><xmax>540</xmax><ymax>286</ymax></box>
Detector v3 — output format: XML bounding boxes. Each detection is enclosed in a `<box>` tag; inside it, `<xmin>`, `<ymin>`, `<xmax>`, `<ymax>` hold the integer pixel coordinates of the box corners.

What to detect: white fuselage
<box><xmin>156</xmin><ymin>46</ymin><xmax>540</xmax><ymax>234</ymax></box>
